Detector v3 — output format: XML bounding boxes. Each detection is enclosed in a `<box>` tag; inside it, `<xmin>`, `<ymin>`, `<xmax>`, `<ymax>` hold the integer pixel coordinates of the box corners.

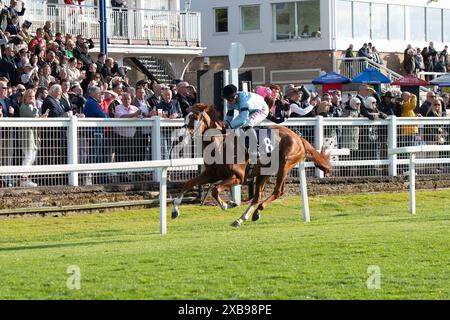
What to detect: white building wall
<box><xmin>335</xmin><ymin>0</ymin><xmax>450</xmax><ymax>53</ymax></box>
<box><xmin>190</xmin><ymin>0</ymin><xmax>332</xmax><ymax>57</ymax></box>
<box><xmin>190</xmin><ymin>0</ymin><xmax>450</xmax><ymax>58</ymax></box>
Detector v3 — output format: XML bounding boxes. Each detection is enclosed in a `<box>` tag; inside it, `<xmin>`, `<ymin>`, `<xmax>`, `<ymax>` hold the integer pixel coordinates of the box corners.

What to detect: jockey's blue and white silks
<box><xmin>224</xmin><ymin>92</ymin><xmax>269</xmax><ymax>129</ymax></box>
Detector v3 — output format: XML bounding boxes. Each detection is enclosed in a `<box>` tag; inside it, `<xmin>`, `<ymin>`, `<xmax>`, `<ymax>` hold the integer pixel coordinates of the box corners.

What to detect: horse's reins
<box><xmin>169</xmin><ymin>112</ymin><xmax>204</xmax><ymax>158</ymax></box>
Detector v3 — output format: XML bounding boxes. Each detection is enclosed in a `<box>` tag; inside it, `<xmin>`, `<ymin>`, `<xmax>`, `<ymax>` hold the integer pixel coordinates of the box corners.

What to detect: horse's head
<box><xmin>184</xmin><ymin>103</ymin><xmax>224</xmax><ymax>135</ymax></box>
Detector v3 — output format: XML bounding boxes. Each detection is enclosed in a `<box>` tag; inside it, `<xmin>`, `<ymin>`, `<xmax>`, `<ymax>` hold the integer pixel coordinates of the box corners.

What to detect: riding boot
<box><xmin>242</xmin><ymin>126</ymin><xmax>260</xmax><ymax>163</ymax></box>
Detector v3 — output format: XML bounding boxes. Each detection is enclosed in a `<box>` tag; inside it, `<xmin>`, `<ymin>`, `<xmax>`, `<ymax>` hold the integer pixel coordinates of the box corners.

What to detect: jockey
<box><xmin>222</xmin><ymin>84</ymin><xmax>269</xmax><ymax>161</ymax></box>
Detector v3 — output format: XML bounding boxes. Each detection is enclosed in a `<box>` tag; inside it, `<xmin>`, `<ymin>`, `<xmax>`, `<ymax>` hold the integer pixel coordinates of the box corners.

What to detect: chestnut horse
<box><xmin>172</xmin><ymin>103</ymin><xmax>331</xmax><ymax>227</ymax></box>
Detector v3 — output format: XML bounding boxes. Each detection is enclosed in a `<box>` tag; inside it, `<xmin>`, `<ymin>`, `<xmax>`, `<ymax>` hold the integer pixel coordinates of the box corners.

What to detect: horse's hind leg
<box><xmin>211</xmin><ymin>175</ymin><xmax>241</xmax><ymax>210</ymax></box>
<box><xmin>231</xmin><ymin>174</ymin><xmax>269</xmax><ymax>227</ymax></box>
<box><xmin>251</xmin><ymin>175</ymin><xmax>270</xmax><ymax>222</ymax></box>
<box><xmin>172</xmin><ymin>171</ymin><xmax>216</xmax><ymax>219</ymax></box>
<box><xmin>252</xmin><ymin>164</ymin><xmax>292</xmax><ymax>218</ymax></box>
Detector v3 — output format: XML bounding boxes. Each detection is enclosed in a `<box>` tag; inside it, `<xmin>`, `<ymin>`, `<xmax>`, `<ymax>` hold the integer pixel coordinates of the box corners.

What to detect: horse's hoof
<box><xmin>171</xmin><ymin>207</ymin><xmax>180</xmax><ymax>219</ymax></box>
<box><xmin>228</xmin><ymin>201</ymin><xmax>238</xmax><ymax>208</ymax></box>
<box><xmin>252</xmin><ymin>212</ymin><xmax>260</xmax><ymax>222</ymax></box>
<box><xmin>230</xmin><ymin>220</ymin><xmax>241</xmax><ymax>228</ymax></box>
<box><xmin>220</xmin><ymin>202</ymin><xmax>228</xmax><ymax>211</ymax></box>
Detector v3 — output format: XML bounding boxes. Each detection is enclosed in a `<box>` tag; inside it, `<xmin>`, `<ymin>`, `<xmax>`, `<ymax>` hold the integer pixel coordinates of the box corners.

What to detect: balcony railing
<box><xmin>12</xmin><ymin>1</ymin><xmax>201</xmax><ymax>45</ymax></box>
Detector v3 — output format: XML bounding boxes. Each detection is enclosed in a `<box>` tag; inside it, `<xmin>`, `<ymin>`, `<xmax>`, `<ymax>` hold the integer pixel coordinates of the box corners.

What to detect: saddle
<box><xmin>241</xmin><ymin>127</ymin><xmax>277</xmax><ymax>158</ymax></box>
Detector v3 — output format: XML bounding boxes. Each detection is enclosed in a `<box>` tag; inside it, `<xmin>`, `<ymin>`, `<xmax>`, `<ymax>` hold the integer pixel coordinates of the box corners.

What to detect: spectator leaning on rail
<box><xmin>83</xmin><ymin>86</ymin><xmax>108</xmax><ymax>176</ymax></box>
<box><xmin>175</xmin><ymin>81</ymin><xmax>197</xmax><ymax>117</ymax></box>
<box><xmin>254</xmin><ymin>85</ymin><xmax>288</xmax><ymax>124</ymax></box>
<box><xmin>113</xmin><ymin>91</ymin><xmax>141</xmax><ymax>166</ymax></box>
<box><xmin>285</xmin><ymin>85</ymin><xmax>314</xmax><ymax>118</ymax></box>
<box><xmin>341</xmin><ymin>97</ymin><xmax>361</xmax><ymax>163</ymax></box>
<box><xmin>379</xmin><ymin>91</ymin><xmax>402</xmax><ymax>117</ymax></box>
<box><xmin>399</xmin><ymin>91</ymin><xmax>419</xmax><ymax>148</ymax></box>
<box><xmin>424</xmin><ymin>98</ymin><xmax>447</xmax><ymax>146</ymax></box>
<box><xmin>356</xmin><ymin>85</ymin><xmax>387</xmax><ymax>120</ymax></box>
<box><xmin>133</xmin><ymin>85</ymin><xmax>152</xmax><ymax>161</ymax></box>
<box><xmin>19</xmin><ymin>88</ymin><xmax>48</xmax><ymax>188</ymax></box>
<box><xmin>419</xmin><ymin>91</ymin><xmax>437</xmax><ymax>116</ymax></box>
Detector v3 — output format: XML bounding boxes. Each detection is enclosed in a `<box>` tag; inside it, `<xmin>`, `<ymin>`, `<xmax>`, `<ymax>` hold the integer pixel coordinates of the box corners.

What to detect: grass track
<box><xmin>0</xmin><ymin>190</ymin><xmax>449</xmax><ymax>299</ymax></box>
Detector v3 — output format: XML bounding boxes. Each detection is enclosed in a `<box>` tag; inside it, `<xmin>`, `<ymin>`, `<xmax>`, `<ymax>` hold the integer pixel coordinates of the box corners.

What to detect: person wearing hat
<box><xmin>379</xmin><ymin>91</ymin><xmax>402</xmax><ymax>116</ymax></box>
<box><xmin>222</xmin><ymin>84</ymin><xmax>270</xmax><ymax>161</ymax></box>
<box><xmin>285</xmin><ymin>85</ymin><xmax>314</xmax><ymax>118</ymax></box>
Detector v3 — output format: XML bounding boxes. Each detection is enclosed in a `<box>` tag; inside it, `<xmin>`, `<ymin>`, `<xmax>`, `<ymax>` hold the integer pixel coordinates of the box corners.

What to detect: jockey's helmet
<box><xmin>222</xmin><ymin>84</ymin><xmax>238</xmax><ymax>99</ymax></box>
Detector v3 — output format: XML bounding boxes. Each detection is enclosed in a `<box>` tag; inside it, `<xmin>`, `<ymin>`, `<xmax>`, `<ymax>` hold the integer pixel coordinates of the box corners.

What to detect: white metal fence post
<box><xmin>152</xmin><ymin>117</ymin><xmax>162</xmax><ymax>182</ymax></box>
<box><xmin>388</xmin><ymin>116</ymin><xmax>398</xmax><ymax>176</ymax></box>
<box><xmin>299</xmin><ymin>162</ymin><xmax>310</xmax><ymax>222</ymax></box>
<box><xmin>315</xmin><ymin>116</ymin><xmax>324</xmax><ymax>178</ymax></box>
<box><xmin>67</xmin><ymin>116</ymin><xmax>79</xmax><ymax>186</ymax></box>
<box><xmin>160</xmin><ymin>167</ymin><xmax>168</xmax><ymax>235</ymax></box>
<box><xmin>409</xmin><ymin>153</ymin><xmax>416</xmax><ymax>215</ymax></box>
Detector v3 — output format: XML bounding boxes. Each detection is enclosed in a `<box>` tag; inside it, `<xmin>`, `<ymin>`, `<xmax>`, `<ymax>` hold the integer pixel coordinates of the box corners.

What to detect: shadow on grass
<box><xmin>0</xmin><ymin>239</ymin><xmax>135</xmax><ymax>252</ymax></box>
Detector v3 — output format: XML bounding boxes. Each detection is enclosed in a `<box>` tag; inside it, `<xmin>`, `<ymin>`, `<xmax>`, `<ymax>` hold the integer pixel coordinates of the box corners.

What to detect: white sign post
<box><xmin>227</xmin><ymin>42</ymin><xmax>246</xmax><ymax>206</ymax></box>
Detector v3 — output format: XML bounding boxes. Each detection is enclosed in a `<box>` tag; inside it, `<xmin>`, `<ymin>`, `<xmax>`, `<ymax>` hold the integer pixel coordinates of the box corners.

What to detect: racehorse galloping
<box><xmin>172</xmin><ymin>103</ymin><xmax>331</xmax><ymax>227</ymax></box>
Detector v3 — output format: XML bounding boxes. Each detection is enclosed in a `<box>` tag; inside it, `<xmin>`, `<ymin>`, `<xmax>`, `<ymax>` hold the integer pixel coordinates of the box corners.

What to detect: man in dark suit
<box><xmin>40</xmin><ymin>84</ymin><xmax>72</xmax><ymax>167</ymax></box>
<box><xmin>0</xmin><ymin>78</ymin><xmax>13</xmax><ymax>117</ymax></box>
<box><xmin>0</xmin><ymin>44</ymin><xmax>19</xmax><ymax>86</ymax></box>
<box><xmin>0</xmin><ymin>78</ymin><xmax>15</xmax><ymax>185</ymax></box>
<box><xmin>42</xmin><ymin>84</ymin><xmax>71</xmax><ymax>118</ymax></box>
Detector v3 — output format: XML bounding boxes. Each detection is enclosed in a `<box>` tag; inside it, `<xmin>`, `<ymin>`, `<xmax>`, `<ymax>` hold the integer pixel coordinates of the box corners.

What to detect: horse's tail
<box><xmin>300</xmin><ymin>137</ymin><xmax>332</xmax><ymax>176</ymax></box>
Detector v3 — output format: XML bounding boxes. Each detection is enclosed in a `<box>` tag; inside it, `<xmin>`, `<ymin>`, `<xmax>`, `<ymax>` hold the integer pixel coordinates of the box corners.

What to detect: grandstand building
<box><xmin>187</xmin><ymin>0</ymin><xmax>450</xmax><ymax>88</ymax></box>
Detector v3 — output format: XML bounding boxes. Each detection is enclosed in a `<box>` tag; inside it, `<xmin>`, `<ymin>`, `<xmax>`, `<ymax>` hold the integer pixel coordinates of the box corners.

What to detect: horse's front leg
<box><xmin>172</xmin><ymin>171</ymin><xmax>216</xmax><ymax>219</ymax></box>
<box><xmin>232</xmin><ymin>174</ymin><xmax>269</xmax><ymax>227</ymax></box>
<box><xmin>210</xmin><ymin>175</ymin><xmax>242</xmax><ymax>211</ymax></box>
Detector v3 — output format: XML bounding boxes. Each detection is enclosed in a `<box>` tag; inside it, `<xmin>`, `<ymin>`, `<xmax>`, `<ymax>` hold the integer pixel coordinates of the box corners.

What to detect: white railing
<box><xmin>0</xmin><ymin>116</ymin><xmax>449</xmax><ymax>188</ymax></box>
<box><xmin>389</xmin><ymin>145</ymin><xmax>450</xmax><ymax>215</ymax></box>
<box><xmin>335</xmin><ymin>57</ymin><xmax>403</xmax><ymax>82</ymax></box>
<box><xmin>13</xmin><ymin>2</ymin><xmax>201</xmax><ymax>44</ymax></box>
<box><xmin>334</xmin><ymin>57</ymin><xmax>443</xmax><ymax>93</ymax></box>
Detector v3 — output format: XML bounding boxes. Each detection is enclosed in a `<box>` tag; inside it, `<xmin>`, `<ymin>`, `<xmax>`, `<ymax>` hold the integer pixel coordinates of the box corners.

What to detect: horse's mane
<box><xmin>189</xmin><ymin>103</ymin><xmax>225</xmax><ymax>130</ymax></box>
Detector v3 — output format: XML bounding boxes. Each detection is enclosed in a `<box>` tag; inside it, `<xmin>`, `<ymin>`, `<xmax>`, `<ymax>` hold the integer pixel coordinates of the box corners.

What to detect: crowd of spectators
<box><xmin>0</xmin><ymin>0</ymin><xmax>199</xmax><ymax>187</ymax></box>
<box><xmin>0</xmin><ymin>2</ymin><xmax>448</xmax><ymax>187</ymax></box>
<box><xmin>403</xmin><ymin>42</ymin><xmax>449</xmax><ymax>75</ymax></box>
<box><xmin>254</xmin><ymin>82</ymin><xmax>449</xmax><ymax>171</ymax></box>
<box><xmin>345</xmin><ymin>42</ymin><xmax>449</xmax><ymax>76</ymax></box>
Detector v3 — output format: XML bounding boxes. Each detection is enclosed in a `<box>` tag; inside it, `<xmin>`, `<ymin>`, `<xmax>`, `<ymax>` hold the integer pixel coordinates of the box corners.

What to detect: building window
<box><xmin>444</xmin><ymin>10</ymin><xmax>450</xmax><ymax>43</ymax></box>
<box><xmin>273</xmin><ymin>1</ymin><xmax>321</xmax><ymax>40</ymax></box>
<box><xmin>426</xmin><ymin>8</ymin><xmax>442</xmax><ymax>42</ymax></box>
<box><xmin>214</xmin><ymin>8</ymin><xmax>228</xmax><ymax>33</ymax></box>
<box><xmin>353</xmin><ymin>2</ymin><xmax>370</xmax><ymax>39</ymax></box>
<box><xmin>336</xmin><ymin>0</ymin><xmax>352</xmax><ymax>38</ymax></box>
<box><xmin>241</xmin><ymin>5</ymin><xmax>260</xmax><ymax>32</ymax></box>
<box><xmin>297</xmin><ymin>0</ymin><xmax>321</xmax><ymax>38</ymax></box>
<box><xmin>273</xmin><ymin>2</ymin><xmax>295</xmax><ymax>40</ymax></box>
<box><xmin>389</xmin><ymin>5</ymin><xmax>405</xmax><ymax>40</ymax></box>
<box><xmin>408</xmin><ymin>6</ymin><xmax>425</xmax><ymax>42</ymax></box>
<box><xmin>371</xmin><ymin>3</ymin><xmax>387</xmax><ymax>39</ymax></box>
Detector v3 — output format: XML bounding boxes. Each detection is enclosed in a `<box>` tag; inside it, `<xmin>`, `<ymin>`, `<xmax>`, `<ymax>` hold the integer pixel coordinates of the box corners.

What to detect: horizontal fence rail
<box><xmin>0</xmin><ymin>116</ymin><xmax>449</xmax><ymax>189</ymax></box>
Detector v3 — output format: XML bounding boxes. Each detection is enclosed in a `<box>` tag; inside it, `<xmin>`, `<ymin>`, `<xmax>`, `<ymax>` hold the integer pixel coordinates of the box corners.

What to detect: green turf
<box><xmin>0</xmin><ymin>190</ymin><xmax>449</xmax><ymax>300</ymax></box>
